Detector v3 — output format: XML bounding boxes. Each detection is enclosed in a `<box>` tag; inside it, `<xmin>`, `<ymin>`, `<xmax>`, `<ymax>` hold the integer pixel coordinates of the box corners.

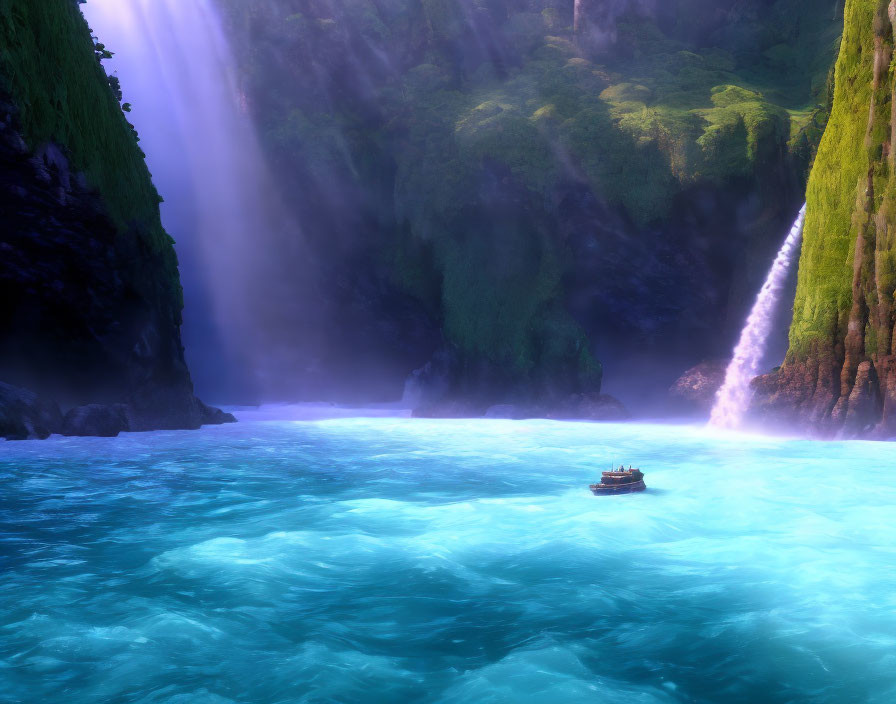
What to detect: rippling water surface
<box><xmin>2</xmin><ymin>413</ymin><xmax>895</xmax><ymax>703</ymax></box>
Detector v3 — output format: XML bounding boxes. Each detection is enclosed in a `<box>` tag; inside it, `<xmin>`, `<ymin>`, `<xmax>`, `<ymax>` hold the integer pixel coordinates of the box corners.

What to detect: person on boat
<box><xmin>619</xmin><ymin>465</ymin><xmax>626</xmax><ymax>473</ymax></box>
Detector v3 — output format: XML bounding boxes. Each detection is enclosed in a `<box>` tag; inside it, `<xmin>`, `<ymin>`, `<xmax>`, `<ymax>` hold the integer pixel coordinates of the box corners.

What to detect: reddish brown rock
<box><xmin>669</xmin><ymin>360</ymin><xmax>728</xmax><ymax>411</ymax></box>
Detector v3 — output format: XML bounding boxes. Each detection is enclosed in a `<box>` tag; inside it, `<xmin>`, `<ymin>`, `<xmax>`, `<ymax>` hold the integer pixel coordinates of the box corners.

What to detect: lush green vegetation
<box><xmin>0</xmin><ymin>1</ymin><xmax>167</xmax><ymax>246</ymax></box>
<box><xmin>221</xmin><ymin>0</ymin><xmax>845</xmax><ymax>397</ymax></box>
<box><xmin>787</xmin><ymin>0</ymin><xmax>895</xmax><ymax>362</ymax></box>
<box><xmin>0</xmin><ymin>0</ymin><xmax>181</xmax><ymax>314</ymax></box>
<box><xmin>218</xmin><ymin>0</ymin><xmax>842</xmax><ymax>397</ymax></box>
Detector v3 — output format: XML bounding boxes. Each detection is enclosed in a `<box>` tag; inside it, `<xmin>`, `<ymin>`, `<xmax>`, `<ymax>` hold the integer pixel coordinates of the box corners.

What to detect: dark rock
<box><xmin>669</xmin><ymin>360</ymin><xmax>728</xmax><ymax>412</ymax></box>
<box><xmin>402</xmin><ymin>348</ymin><xmax>456</xmax><ymax>408</ymax></box>
<box><xmin>0</xmin><ymin>70</ymin><xmax>217</xmax><ymax>438</ymax></box>
<box><xmin>841</xmin><ymin>361</ymin><xmax>882</xmax><ymax>438</ymax></box>
<box><xmin>0</xmin><ymin>382</ymin><xmax>63</xmax><ymax>440</ymax></box>
<box><xmin>749</xmin><ymin>355</ymin><xmax>842</xmax><ymax>437</ymax></box>
<box><xmin>62</xmin><ymin>404</ymin><xmax>130</xmax><ymax>437</ymax></box>
<box><xmin>198</xmin><ymin>399</ymin><xmax>237</xmax><ymax>425</ymax></box>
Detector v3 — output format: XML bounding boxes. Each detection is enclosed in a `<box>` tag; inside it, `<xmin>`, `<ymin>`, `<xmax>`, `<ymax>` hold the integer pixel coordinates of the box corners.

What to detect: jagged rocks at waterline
<box><xmin>0</xmin><ymin>382</ymin><xmax>63</xmax><ymax>440</ymax></box>
<box><xmin>1</xmin><ymin>379</ymin><xmax>237</xmax><ymax>441</ymax></box>
<box><xmin>62</xmin><ymin>404</ymin><xmax>130</xmax><ymax>438</ymax></box>
<box><xmin>58</xmin><ymin>399</ymin><xmax>236</xmax><ymax>437</ymax></box>
<box><xmin>196</xmin><ymin>400</ymin><xmax>238</xmax><ymax>426</ymax></box>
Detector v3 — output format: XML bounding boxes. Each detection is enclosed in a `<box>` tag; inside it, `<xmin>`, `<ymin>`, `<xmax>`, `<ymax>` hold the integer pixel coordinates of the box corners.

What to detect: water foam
<box><xmin>2</xmin><ymin>417</ymin><xmax>895</xmax><ymax>702</ymax></box>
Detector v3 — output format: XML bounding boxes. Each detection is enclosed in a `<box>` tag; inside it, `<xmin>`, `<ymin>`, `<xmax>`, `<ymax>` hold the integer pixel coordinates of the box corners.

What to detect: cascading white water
<box><xmin>709</xmin><ymin>204</ymin><xmax>807</xmax><ymax>429</ymax></box>
<box><xmin>81</xmin><ymin>0</ymin><xmax>297</xmax><ymax>395</ymax></box>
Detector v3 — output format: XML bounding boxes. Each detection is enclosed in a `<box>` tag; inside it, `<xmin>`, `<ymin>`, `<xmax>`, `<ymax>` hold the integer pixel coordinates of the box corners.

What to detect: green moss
<box><xmin>0</xmin><ymin>0</ymin><xmax>182</xmax><ymax>315</ymax></box>
<box><xmin>787</xmin><ymin>0</ymin><xmax>878</xmax><ymax>358</ymax></box>
<box><xmin>0</xmin><ymin>0</ymin><xmax>169</xmax><ymax>252</ymax></box>
<box><xmin>439</xmin><ymin>230</ymin><xmax>597</xmax><ymax>385</ymax></box>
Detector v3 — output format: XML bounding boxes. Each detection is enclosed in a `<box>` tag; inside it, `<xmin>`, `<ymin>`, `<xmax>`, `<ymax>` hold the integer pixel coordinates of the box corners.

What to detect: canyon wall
<box><xmin>752</xmin><ymin>0</ymin><xmax>896</xmax><ymax>438</ymax></box>
<box><xmin>0</xmin><ymin>0</ymin><xmax>231</xmax><ymax>438</ymax></box>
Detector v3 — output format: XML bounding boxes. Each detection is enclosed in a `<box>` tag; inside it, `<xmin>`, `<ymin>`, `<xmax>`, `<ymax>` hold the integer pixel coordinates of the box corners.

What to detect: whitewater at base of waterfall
<box><xmin>710</xmin><ymin>205</ymin><xmax>807</xmax><ymax>429</ymax></box>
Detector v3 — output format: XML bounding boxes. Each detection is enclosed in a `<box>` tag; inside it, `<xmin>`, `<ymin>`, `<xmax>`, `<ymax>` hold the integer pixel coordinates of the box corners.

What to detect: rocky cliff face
<box><xmin>0</xmin><ymin>1</ymin><xmax>232</xmax><ymax>438</ymax></box>
<box><xmin>752</xmin><ymin>0</ymin><xmax>896</xmax><ymax>438</ymax></box>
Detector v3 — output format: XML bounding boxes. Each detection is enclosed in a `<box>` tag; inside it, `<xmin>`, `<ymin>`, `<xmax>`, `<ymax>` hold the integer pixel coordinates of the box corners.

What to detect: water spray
<box><xmin>710</xmin><ymin>204</ymin><xmax>807</xmax><ymax>429</ymax></box>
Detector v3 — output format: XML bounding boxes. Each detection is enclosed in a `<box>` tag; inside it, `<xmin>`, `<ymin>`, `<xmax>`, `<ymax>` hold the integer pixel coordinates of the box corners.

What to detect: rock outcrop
<box><xmin>669</xmin><ymin>360</ymin><xmax>728</xmax><ymax>413</ymax></box>
<box><xmin>61</xmin><ymin>404</ymin><xmax>130</xmax><ymax>438</ymax></box>
<box><xmin>0</xmin><ymin>382</ymin><xmax>63</xmax><ymax>440</ymax></box>
<box><xmin>0</xmin><ymin>1</ymin><xmax>232</xmax><ymax>438</ymax></box>
<box><xmin>751</xmin><ymin>0</ymin><xmax>896</xmax><ymax>438</ymax></box>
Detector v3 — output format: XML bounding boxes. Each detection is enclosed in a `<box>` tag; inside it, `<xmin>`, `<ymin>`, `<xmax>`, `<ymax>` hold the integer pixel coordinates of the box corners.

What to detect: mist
<box><xmin>82</xmin><ymin>0</ymin><xmax>317</xmax><ymax>404</ymax></box>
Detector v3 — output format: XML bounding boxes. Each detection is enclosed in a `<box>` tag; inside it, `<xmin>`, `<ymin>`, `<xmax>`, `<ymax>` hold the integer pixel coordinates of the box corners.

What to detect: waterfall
<box><xmin>80</xmin><ymin>0</ymin><xmax>299</xmax><ymax>398</ymax></box>
<box><xmin>709</xmin><ymin>204</ymin><xmax>807</xmax><ymax>429</ymax></box>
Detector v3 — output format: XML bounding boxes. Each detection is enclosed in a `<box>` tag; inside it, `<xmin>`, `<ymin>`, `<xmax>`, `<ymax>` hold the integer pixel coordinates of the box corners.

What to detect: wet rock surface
<box><xmin>1</xmin><ymin>381</ymin><xmax>236</xmax><ymax>441</ymax></box>
<box><xmin>0</xmin><ymin>382</ymin><xmax>63</xmax><ymax>440</ymax></box>
<box><xmin>669</xmin><ymin>360</ymin><xmax>728</xmax><ymax>413</ymax></box>
<box><xmin>197</xmin><ymin>400</ymin><xmax>237</xmax><ymax>426</ymax></box>
<box><xmin>62</xmin><ymin>404</ymin><xmax>130</xmax><ymax>438</ymax></box>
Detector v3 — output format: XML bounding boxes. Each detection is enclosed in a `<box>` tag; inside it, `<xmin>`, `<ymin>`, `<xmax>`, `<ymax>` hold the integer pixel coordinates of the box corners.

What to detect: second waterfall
<box><xmin>710</xmin><ymin>205</ymin><xmax>807</xmax><ymax>429</ymax></box>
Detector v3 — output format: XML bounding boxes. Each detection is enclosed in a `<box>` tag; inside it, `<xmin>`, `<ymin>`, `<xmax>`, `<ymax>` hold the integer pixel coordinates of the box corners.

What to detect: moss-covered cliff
<box><xmin>0</xmin><ymin>0</ymin><xmax>230</xmax><ymax>436</ymax></box>
<box><xmin>217</xmin><ymin>0</ymin><xmax>841</xmax><ymax>410</ymax></box>
<box><xmin>753</xmin><ymin>0</ymin><xmax>896</xmax><ymax>437</ymax></box>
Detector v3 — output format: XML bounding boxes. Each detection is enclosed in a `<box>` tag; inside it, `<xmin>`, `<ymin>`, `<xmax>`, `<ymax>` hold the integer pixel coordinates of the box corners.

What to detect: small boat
<box><xmin>590</xmin><ymin>466</ymin><xmax>646</xmax><ymax>495</ymax></box>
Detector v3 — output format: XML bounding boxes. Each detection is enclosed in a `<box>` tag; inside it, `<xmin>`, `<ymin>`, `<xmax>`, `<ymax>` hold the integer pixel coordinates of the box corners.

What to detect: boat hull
<box><xmin>590</xmin><ymin>480</ymin><xmax>646</xmax><ymax>495</ymax></box>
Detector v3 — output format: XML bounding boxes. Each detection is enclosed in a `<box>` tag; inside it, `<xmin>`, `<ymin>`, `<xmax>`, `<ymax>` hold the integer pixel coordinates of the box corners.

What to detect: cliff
<box><xmin>752</xmin><ymin>0</ymin><xmax>896</xmax><ymax>438</ymax></box>
<box><xmin>215</xmin><ymin>0</ymin><xmax>842</xmax><ymax>411</ymax></box>
<box><xmin>0</xmin><ymin>0</ymin><xmax>232</xmax><ymax>438</ymax></box>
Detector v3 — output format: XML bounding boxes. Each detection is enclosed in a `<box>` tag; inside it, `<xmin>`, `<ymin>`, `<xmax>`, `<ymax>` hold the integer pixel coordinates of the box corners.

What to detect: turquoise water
<box><xmin>1</xmin><ymin>415</ymin><xmax>895</xmax><ymax>703</ymax></box>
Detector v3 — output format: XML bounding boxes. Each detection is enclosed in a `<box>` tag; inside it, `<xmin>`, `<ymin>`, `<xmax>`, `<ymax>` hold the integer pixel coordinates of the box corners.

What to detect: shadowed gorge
<box><xmin>206</xmin><ymin>0</ymin><xmax>842</xmax><ymax>413</ymax></box>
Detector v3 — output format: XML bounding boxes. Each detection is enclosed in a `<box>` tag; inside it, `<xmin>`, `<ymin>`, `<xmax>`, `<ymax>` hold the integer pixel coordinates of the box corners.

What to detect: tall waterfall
<box><xmin>81</xmin><ymin>0</ymin><xmax>298</xmax><ymax>397</ymax></box>
<box><xmin>709</xmin><ymin>205</ymin><xmax>807</xmax><ymax>429</ymax></box>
